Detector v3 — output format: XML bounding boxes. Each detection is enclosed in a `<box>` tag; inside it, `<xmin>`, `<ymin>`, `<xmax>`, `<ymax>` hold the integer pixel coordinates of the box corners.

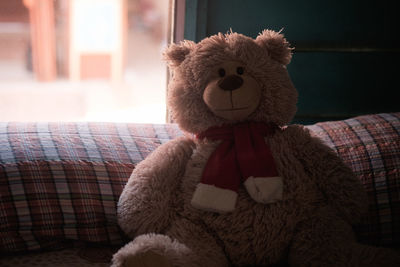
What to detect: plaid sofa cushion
<box><xmin>308</xmin><ymin>112</ymin><xmax>400</xmax><ymax>247</ymax></box>
<box><xmin>0</xmin><ymin>123</ymin><xmax>182</xmax><ymax>253</ymax></box>
<box><xmin>0</xmin><ymin>113</ymin><xmax>399</xmax><ymax>253</ymax></box>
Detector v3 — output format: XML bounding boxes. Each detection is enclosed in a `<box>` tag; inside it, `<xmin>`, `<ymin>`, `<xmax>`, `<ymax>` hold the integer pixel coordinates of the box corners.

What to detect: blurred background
<box><xmin>2</xmin><ymin>0</ymin><xmax>397</xmax><ymax>125</ymax></box>
<box><xmin>0</xmin><ymin>0</ymin><xmax>169</xmax><ymax>123</ymax></box>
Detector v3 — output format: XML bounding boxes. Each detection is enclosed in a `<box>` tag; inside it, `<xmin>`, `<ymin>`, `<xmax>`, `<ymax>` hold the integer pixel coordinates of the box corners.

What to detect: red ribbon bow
<box><xmin>196</xmin><ymin>122</ymin><xmax>279</xmax><ymax>192</ymax></box>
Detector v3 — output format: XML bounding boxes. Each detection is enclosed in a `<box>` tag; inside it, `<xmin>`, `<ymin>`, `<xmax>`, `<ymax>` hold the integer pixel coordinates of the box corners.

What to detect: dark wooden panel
<box><xmin>184</xmin><ymin>0</ymin><xmax>399</xmax><ymax>124</ymax></box>
<box><xmin>289</xmin><ymin>51</ymin><xmax>399</xmax><ymax>123</ymax></box>
<box><xmin>206</xmin><ymin>0</ymin><xmax>399</xmax><ymax>49</ymax></box>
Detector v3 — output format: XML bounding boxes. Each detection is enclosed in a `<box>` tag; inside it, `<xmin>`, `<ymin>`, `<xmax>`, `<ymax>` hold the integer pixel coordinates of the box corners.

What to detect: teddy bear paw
<box><xmin>122</xmin><ymin>251</ymin><xmax>173</xmax><ymax>267</ymax></box>
<box><xmin>244</xmin><ymin>176</ymin><xmax>283</xmax><ymax>204</ymax></box>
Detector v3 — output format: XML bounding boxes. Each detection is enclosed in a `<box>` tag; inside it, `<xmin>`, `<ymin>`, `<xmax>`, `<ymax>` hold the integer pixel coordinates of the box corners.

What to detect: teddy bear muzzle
<box><xmin>202</xmin><ymin>64</ymin><xmax>262</xmax><ymax>121</ymax></box>
<box><xmin>218</xmin><ymin>75</ymin><xmax>243</xmax><ymax>91</ymax></box>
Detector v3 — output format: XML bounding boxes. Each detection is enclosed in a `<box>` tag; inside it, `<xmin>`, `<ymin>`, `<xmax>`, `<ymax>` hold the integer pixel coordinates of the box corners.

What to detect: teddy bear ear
<box><xmin>255</xmin><ymin>29</ymin><xmax>293</xmax><ymax>65</ymax></box>
<box><xmin>163</xmin><ymin>40</ymin><xmax>195</xmax><ymax>68</ymax></box>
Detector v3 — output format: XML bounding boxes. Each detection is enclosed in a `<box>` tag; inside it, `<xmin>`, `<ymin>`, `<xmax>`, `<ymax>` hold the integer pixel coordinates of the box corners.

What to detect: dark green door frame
<box><xmin>180</xmin><ymin>0</ymin><xmax>399</xmax><ymax>124</ymax></box>
<box><xmin>183</xmin><ymin>0</ymin><xmax>208</xmax><ymax>42</ymax></box>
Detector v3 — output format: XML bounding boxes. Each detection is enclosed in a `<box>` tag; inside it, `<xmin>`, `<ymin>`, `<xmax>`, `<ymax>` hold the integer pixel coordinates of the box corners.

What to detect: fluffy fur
<box><xmin>165</xmin><ymin>31</ymin><xmax>297</xmax><ymax>134</ymax></box>
<box><xmin>112</xmin><ymin>30</ymin><xmax>400</xmax><ymax>266</ymax></box>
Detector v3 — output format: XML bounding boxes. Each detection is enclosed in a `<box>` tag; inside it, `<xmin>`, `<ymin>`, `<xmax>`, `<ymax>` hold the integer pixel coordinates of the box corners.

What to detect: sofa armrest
<box><xmin>307</xmin><ymin>113</ymin><xmax>400</xmax><ymax>247</ymax></box>
<box><xmin>0</xmin><ymin>122</ymin><xmax>182</xmax><ymax>253</ymax></box>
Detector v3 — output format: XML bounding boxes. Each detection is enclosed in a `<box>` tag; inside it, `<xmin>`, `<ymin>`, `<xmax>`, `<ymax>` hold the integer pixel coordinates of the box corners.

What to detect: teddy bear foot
<box><xmin>123</xmin><ymin>250</ymin><xmax>173</xmax><ymax>267</ymax></box>
<box><xmin>244</xmin><ymin>176</ymin><xmax>283</xmax><ymax>204</ymax></box>
<box><xmin>111</xmin><ymin>233</ymin><xmax>193</xmax><ymax>267</ymax></box>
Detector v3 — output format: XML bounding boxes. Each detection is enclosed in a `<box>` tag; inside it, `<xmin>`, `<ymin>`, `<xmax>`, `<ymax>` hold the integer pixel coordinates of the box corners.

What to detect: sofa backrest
<box><xmin>0</xmin><ymin>113</ymin><xmax>399</xmax><ymax>253</ymax></box>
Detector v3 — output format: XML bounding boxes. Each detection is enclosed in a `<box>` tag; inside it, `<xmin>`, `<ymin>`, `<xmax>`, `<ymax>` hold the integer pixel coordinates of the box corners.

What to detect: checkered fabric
<box><xmin>0</xmin><ymin>122</ymin><xmax>182</xmax><ymax>253</ymax></box>
<box><xmin>309</xmin><ymin>113</ymin><xmax>400</xmax><ymax>247</ymax></box>
<box><xmin>0</xmin><ymin>113</ymin><xmax>399</xmax><ymax>253</ymax></box>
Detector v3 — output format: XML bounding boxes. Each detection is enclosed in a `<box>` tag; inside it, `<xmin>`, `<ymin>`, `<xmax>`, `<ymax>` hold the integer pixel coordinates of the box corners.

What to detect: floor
<box><xmin>0</xmin><ymin>243</ymin><xmax>115</xmax><ymax>267</ymax></box>
<box><xmin>0</xmin><ymin>28</ymin><xmax>167</xmax><ymax>124</ymax></box>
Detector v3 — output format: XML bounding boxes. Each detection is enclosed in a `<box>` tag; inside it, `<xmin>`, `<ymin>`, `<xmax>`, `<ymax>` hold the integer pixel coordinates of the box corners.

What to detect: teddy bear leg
<box><xmin>348</xmin><ymin>243</ymin><xmax>400</xmax><ymax>267</ymax></box>
<box><xmin>112</xmin><ymin>221</ymin><xmax>230</xmax><ymax>267</ymax></box>
<box><xmin>164</xmin><ymin>218</ymin><xmax>230</xmax><ymax>267</ymax></box>
<box><xmin>288</xmin><ymin>208</ymin><xmax>400</xmax><ymax>267</ymax></box>
<box><xmin>288</xmin><ymin>214</ymin><xmax>353</xmax><ymax>266</ymax></box>
<box><xmin>111</xmin><ymin>234</ymin><xmax>186</xmax><ymax>267</ymax></box>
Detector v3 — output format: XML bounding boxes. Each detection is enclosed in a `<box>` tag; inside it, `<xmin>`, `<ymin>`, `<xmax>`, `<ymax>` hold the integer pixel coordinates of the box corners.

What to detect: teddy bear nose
<box><xmin>218</xmin><ymin>75</ymin><xmax>243</xmax><ymax>91</ymax></box>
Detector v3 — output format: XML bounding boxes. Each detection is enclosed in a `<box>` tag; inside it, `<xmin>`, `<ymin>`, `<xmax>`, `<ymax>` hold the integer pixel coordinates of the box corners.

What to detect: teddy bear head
<box><xmin>164</xmin><ymin>30</ymin><xmax>298</xmax><ymax>134</ymax></box>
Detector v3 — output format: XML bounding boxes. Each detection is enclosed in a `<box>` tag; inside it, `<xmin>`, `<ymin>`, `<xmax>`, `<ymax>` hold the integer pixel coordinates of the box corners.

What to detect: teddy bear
<box><xmin>112</xmin><ymin>30</ymin><xmax>400</xmax><ymax>266</ymax></box>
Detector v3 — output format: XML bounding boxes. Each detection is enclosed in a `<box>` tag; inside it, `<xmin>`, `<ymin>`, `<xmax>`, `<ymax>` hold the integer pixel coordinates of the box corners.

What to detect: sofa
<box><xmin>0</xmin><ymin>112</ymin><xmax>399</xmax><ymax>266</ymax></box>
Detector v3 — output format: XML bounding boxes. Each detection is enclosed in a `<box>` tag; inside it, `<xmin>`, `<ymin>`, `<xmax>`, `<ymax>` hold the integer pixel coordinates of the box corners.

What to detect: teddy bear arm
<box><xmin>317</xmin><ymin>148</ymin><xmax>368</xmax><ymax>224</ymax></box>
<box><xmin>285</xmin><ymin>125</ymin><xmax>368</xmax><ymax>224</ymax></box>
<box><xmin>312</xmin><ymin>145</ymin><xmax>368</xmax><ymax>224</ymax></box>
<box><xmin>117</xmin><ymin>137</ymin><xmax>194</xmax><ymax>237</ymax></box>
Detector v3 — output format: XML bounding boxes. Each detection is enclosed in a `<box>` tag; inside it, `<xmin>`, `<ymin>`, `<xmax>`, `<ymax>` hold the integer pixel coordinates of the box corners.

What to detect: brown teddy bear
<box><xmin>112</xmin><ymin>30</ymin><xmax>400</xmax><ymax>266</ymax></box>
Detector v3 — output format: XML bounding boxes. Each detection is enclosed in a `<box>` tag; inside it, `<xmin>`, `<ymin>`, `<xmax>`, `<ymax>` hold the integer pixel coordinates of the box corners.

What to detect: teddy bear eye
<box><xmin>236</xmin><ymin>67</ymin><xmax>244</xmax><ymax>75</ymax></box>
<box><xmin>218</xmin><ymin>68</ymin><xmax>226</xmax><ymax>77</ymax></box>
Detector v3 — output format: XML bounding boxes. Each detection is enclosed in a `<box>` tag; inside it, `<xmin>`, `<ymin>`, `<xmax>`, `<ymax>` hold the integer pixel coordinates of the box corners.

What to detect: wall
<box><xmin>184</xmin><ymin>0</ymin><xmax>399</xmax><ymax>124</ymax></box>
